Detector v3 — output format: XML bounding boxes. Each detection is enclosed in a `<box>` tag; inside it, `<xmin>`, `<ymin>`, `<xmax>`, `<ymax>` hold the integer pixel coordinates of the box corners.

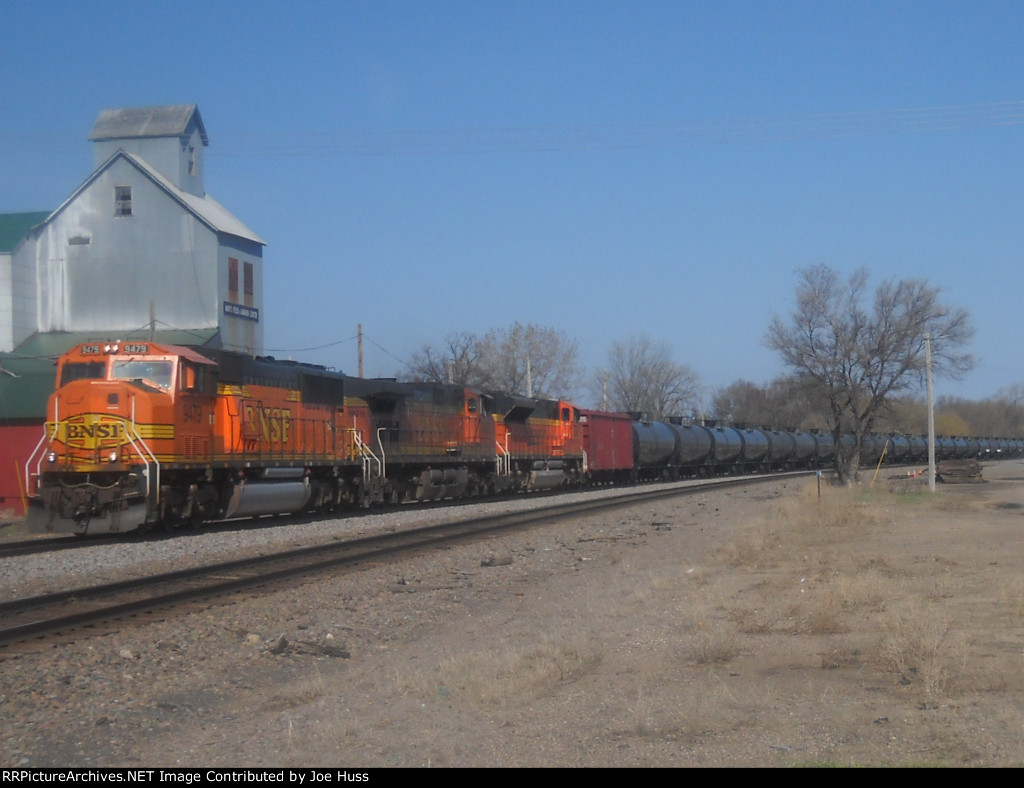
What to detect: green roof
<box><xmin>0</xmin><ymin>212</ymin><xmax>49</xmax><ymax>252</ymax></box>
<box><xmin>0</xmin><ymin>329</ymin><xmax>222</xmax><ymax>420</ymax></box>
<box><xmin>0</xmin><ymin>355</ymin><xmax>57</xmax><ymax>420</ymax></box>
<box><xmin>12</xmin><ymin>328</ymin><xmax>221</xmax><ymax>359</ymax></box>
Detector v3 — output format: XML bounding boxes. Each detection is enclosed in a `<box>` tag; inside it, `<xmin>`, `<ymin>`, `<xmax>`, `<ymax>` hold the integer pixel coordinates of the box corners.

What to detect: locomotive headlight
<box><xmin>47</xmin><ymin>452</ymin><xmax>57</xmax><ymax>464</ymax></box>
<box><xmin>108</xmin><ymin>450</ymin><xmax>119</xmax><ymax>463</ymax></box>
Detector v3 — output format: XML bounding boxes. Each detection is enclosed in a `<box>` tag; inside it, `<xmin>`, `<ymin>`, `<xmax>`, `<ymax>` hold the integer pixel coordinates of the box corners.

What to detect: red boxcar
<box><xmin>579</xmin><ymin>409</ymin><xmax>634</xmax><ymax>483</ymax></box>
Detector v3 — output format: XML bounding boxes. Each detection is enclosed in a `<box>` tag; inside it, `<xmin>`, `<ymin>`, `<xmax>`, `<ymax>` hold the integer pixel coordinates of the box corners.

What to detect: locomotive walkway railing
<box><xmin>126</xmin><ymin>397</ymin><xmax>160</xmax><ymax>514</ymax></box>
<box><xmin>495</xmin><ymin>439</ymin><xmax>510</xmax><ymax>477</ymax></box>
<box><xmin>351</xmin><ymin>427</ymin><xmax>383</xmax><ymax>504</ymax></box>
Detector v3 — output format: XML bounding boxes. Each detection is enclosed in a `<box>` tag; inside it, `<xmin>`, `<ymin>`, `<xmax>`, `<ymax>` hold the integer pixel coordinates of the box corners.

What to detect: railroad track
<box><xmin>0</xmin><ymin>472</ymin><xmax>813</xmax><ymax>652</ymax></box>
<box><xmin>0</xmin><ymin>534</ymin><xmax>89</xmax><ymax>559</ymax></box>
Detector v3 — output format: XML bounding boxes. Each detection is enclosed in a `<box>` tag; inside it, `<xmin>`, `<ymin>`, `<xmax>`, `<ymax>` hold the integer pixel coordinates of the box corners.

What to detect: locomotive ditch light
<box><xmin>108</xmin><ymin>450</ymin><xmax>119</xmax><ymax>463</ymax></box>
<box><xmin>47</xmin><ymin>451</ymin><xmax>57</xmax><ymax>464</ymax></box>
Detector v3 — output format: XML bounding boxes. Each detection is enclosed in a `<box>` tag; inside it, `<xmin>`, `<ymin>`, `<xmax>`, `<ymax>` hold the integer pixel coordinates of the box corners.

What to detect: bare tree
<box><xmin>710</xmin><ymin>379</ymin><xmax>767</xmax><ymax>425</ymax></box>
<box><xmin>766</xmin><ymin>264</ymin><xmax>974</xmax><ymax>484</ymax></box>
<box><xmin>404</xmin><ymin>332</ymin><xmax>486</xmax><ymax>386</ymax></box>
<box><xmin>592</xmin><ymin>335</ymin><xmax>700</xmax><ymax>419</ymax></box>
<box><xmin>710</xmin><ymin>375</ymin><xmax>829</xmax><ymax>431</ymax></box>
<box><xmin>405</xmin><ymin>324</ymin><xmax>582</xmax><ymax>399</ymax></box>
<box><xmin>935</xmin><ymin>394</ymin><xmax>1024</xmax><ymax>439</ymax></box>
<box><xmin>475</xmin><ymin>322</ymin><xmax>582</xmax><ymax>399</ymax></box>
<box><xmin>711</xmin><ymin>376</ymin><xmax>823</xmax><ymax>430</ymax></box>
<box><xmin>1000</xmin><ymin>383</ymin><xmax>1024</xmax><ymax>408</ymax></box>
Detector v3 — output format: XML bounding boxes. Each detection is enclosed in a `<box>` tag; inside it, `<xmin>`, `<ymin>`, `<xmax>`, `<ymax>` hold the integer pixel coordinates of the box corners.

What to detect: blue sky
<box><xmin>3</xmin><ymin>1</ymin><xmax>1022</xmax><ymax>407</ymax></box>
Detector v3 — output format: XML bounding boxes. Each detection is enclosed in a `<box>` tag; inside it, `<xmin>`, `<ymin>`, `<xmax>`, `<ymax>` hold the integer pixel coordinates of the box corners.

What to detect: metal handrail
<box><xmin>24</xmin><ymin>399</ymin><xmax>60</xmax><ymax>498</ymax></box>
<box><xmin>495</xmin><ymin>438</ymin><xmax>511</xmax><ymax>476</ymax></box>
<box><xmin>126</xmin><ymin>396</ymin><xmax>160</xmax><ymax>512</ymax></box>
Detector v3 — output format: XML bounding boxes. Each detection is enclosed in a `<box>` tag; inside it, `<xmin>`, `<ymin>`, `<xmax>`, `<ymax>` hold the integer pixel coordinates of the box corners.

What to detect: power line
<box><xmin>264</xmin><ymin>334</ymin><xmax>359</xmax><ymax>353</ymax></box>
<box><xmin>9</xmin><ymin>101</ymin><xmax>1017</xmax><ymax>158</ymax></box>
<box><xmin>213</xmin><ymin>100</ymin><xmax>1024</xmax><ymax>158</ymax></box>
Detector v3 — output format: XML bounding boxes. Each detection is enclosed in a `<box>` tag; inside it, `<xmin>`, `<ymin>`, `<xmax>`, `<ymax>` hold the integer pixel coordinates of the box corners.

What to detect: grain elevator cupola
<box><xmin>89</xmin><ymin>104</ymin><xmax>209</xmax><ymax>197</ymax></box>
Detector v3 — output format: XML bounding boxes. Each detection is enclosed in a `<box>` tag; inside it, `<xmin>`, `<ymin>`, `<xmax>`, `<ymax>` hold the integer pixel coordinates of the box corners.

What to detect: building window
<box><xmin>244</xmin><ymin>261</ymin><xmax>254</xmax><ymax>299</ymax></box>
<box><xmin>188</xmin><ymin>146</ymin><xmax>196</xmax><ymax>176</ymax></box>
<box><xmin>114</xmin><ymin>185</ymin><xmax>132</xmax><ymax>217</ymax></box>
<box><xmin>228</xmin><ymin>258</ymin><xmax>239</xmax><ymax>295</ymax></box>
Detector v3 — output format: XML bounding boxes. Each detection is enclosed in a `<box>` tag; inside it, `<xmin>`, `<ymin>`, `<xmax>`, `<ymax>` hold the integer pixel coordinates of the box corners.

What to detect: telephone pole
<box><xmin>358</xmin><ymin>323</ymin><xmax>364</xmax><ymax>378</ymax></box>
<box><xmin>926</xmin><ymin>332</ymin><xmax>936</xmax><ymax>492</ymax></box>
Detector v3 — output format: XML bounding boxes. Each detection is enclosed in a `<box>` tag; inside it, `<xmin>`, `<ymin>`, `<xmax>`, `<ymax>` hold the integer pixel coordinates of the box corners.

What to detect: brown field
<box><xmin>3</xmin><ymin>460</ymin><xmax>1024</xmax><ymax>767</ymax></box>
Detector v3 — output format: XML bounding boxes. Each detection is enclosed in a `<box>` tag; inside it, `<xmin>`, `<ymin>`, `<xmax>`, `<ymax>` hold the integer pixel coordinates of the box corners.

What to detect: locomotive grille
<box><xmin>183</xmin><ymin>436</ymin><xmax>207</xmax><ymax>458</ymax></box>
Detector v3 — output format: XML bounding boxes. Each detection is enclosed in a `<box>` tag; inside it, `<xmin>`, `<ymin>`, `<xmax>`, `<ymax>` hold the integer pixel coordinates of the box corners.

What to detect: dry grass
<box><xmin>709</xmin><ymin>481</ymin><xmax>983</xmax><ymax>701</ymax></box>
<box><xmin>716</xmin><ymin>486</ymin><xmax>899</xmax><ymax>638</ymax></box>
<box><xmin>686</xmin><ymin>618</ymin><xmax>740</xmax><ymax>664</ymax></box>
<box><xmin>718</xmin><ymin>484</ymin><xmax>885</xmax><ymax>570</ymax></box>
<box><xmin>716</xmin><ymin>524</ymin><xmax>783</xmax><ymax>569</ymax></box>
<box><xmin>998</xmin><ymin>575</ymin><xmax>1024</xmax><ymax>616</ymax></box>
<box><xmin>826</xmin><ymin>569</ymin><xmax>894</xmax><ymax>611</ymax></box>
<box><xmin>337</xmin><ymin>475</ymin><xmax>1013</xmax><ymax>761</ymax></box>
<box><xmin>390</xmin><ymin>631</ymin><xmax>602</xmax><ymax>707</ymax></box>
<box><xmin>875</xmin><ymin>599</ymin><xmax>967</xmax><ymax>697</ymax></box>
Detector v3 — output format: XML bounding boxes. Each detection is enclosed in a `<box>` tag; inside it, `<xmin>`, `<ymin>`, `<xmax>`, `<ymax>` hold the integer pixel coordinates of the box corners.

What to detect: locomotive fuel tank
<box><xmin>222</xmin><ymin>474</ymin><xmax>312</xmax><ymax>519</ymax></box>
<box><xmin>528</xmin><ymin>460</ymin><xmax>567</xmax><ymax>491</ymax></box>
<box><xmin>414</xmin><ymin>468</ymin><xmax>470</xmax><ymax>500</ymax></box>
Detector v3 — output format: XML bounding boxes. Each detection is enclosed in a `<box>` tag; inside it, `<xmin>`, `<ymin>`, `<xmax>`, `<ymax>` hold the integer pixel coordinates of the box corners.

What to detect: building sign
<box><xmin>223</xmin><ymin>301</ymin><xmax>260</xmax><ymax>322</ymax></box>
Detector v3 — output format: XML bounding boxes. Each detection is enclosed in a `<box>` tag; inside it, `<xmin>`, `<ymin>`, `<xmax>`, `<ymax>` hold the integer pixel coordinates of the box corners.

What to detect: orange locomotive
<box><xmin>25</xmin><ymin>341</ymin><xmax>585</xmax><ymax>535</ymax></box>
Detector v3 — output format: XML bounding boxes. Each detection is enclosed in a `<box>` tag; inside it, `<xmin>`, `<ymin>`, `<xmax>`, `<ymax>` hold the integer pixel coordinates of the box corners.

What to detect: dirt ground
<box><xmin>3</xmin><ymin>460</ymin><xmax>1024</xmax><ymax>768</ymax></box>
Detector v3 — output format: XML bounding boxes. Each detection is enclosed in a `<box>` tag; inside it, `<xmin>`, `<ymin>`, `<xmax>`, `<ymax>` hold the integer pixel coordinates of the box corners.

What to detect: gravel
<box><xmin>0</xmin><ymin>477</ymin><xmax>719</xmax><ymax>599</ymax></box>
<box><xmin>4</xmin><ymin>466</ymin><xmax>1021</xmax><ymax>768</ymax></box>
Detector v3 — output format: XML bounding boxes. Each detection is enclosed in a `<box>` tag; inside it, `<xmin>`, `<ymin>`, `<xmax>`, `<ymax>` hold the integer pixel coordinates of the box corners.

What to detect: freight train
<box><xmin>24</xmin><ymin>340</ymin><xmax>1024</xmax><ymax>536</ymax></box>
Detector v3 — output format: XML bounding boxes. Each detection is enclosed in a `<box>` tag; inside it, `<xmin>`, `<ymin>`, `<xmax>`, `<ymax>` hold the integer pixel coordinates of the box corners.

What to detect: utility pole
<box><xmin>926</xmin><ymin>332</ymin><xmax>936</xmax><ymax>492</ymax></box>
<box><xmin>358</xmin><ymin>323</ymin><xmax>364</xmax><ymax>378</ymax></box>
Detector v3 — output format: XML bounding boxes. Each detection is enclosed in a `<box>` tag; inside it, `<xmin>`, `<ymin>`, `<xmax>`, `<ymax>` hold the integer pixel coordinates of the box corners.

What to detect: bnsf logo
<box><xmin>243</xmin><ymin>403</ymin><xmax>292</xmax><ymax>443</ymax></box>
<box><xmin>63</xmin><ymin>416</ymin><xmax>126</xmax><ymax>448</ymax></box>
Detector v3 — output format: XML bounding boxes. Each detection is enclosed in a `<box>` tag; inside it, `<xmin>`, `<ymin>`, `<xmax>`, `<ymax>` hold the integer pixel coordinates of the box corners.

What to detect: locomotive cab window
<box><xmin>112</xmin><ymin>359</ymin><xmax>173</xmax><ymax>390</ymax></box>
<box><xmin>180</xmin><ymin>362</ymin><xmax>207</xmax><ymax>393</ymax></box>
<box><xmin>59</xmin><ymin>362</ymin><xmax>106</xmax><ymax>387</ymax></box>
